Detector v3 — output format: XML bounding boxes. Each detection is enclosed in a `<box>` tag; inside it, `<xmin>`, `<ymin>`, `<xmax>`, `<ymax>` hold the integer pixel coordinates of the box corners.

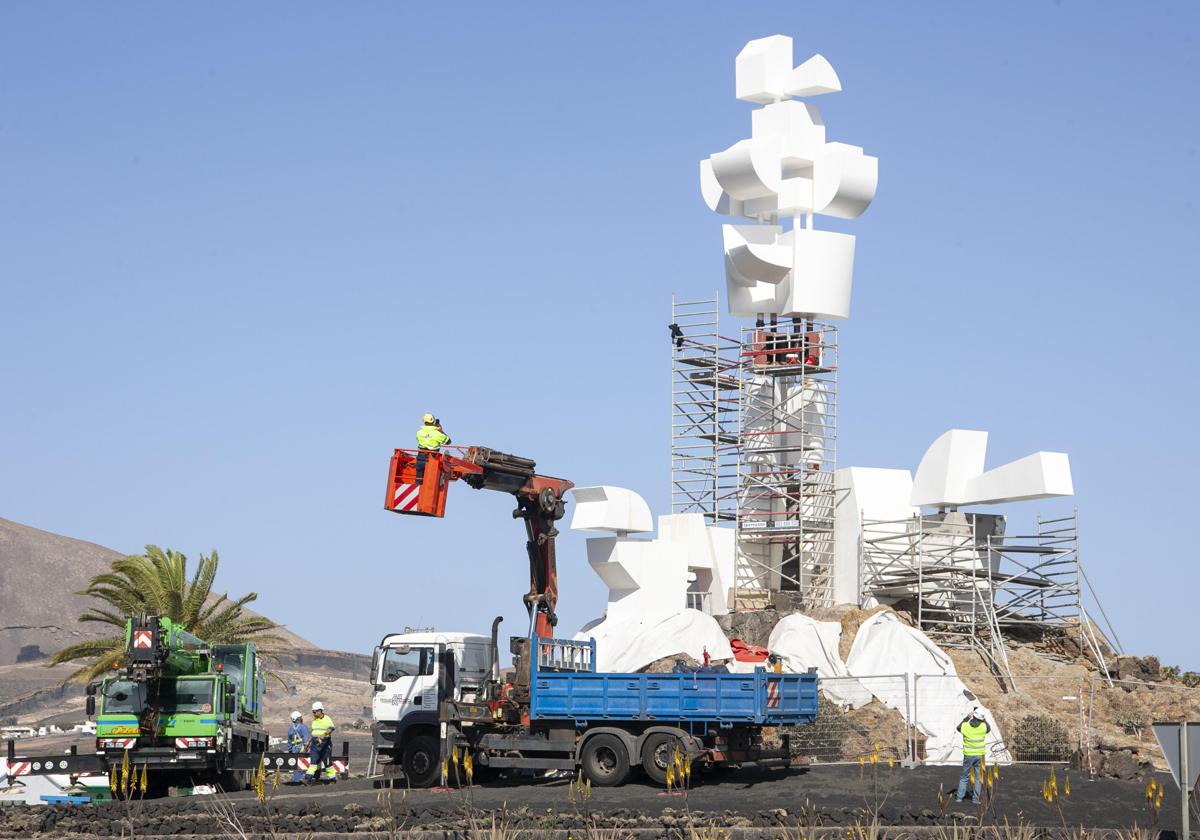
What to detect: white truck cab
<box><xmin>370</xmin><ymin>628</ymin><xmax>494</xmax><ymax>786</ymax></box>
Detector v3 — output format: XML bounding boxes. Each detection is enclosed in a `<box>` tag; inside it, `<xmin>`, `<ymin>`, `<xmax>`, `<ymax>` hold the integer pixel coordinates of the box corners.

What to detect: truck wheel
<box><xmin>640</xmin><ymin>732</ymin><xmax>682</xmax><ymax>786</ymax></box>
<box><xmin>580</xmin><ymin>734</ymin><xmax>630</xmax><ymax>787</ymax></box>
<box><xmin>402</xmin><ymin>735</ymin><xmax>440</xmax><ymax>788</ymax></box>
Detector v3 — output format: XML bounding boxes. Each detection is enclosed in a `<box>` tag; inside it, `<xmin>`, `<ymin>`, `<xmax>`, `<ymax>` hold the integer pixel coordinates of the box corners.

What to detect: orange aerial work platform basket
<box><xmin>384</xmin><ymin>447</ymin><xmax>479</xmax><ymax>518</ymax></box>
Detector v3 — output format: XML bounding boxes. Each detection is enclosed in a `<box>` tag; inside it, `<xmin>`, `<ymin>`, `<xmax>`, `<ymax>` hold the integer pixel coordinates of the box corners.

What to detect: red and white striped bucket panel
<box><xmin>393</xmin><ymin>483</ymin><xmax>421</xmax><ymax>512</ymax></box>
<box><xmin>133</xmin><ymin>630</ymin><xmax>153</xmax><ymax>649</ymax></box>
<box><xmin>7</xmin><ymin>762</ymin><xmax>31</xmax><ymax>777</ymax></box>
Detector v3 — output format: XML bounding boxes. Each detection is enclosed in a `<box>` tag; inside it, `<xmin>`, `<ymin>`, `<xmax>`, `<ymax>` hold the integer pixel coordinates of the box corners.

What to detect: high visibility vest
<box><xmin>416</xmin><ymin>425</ymin><xmax>449</xmax><ymax>451</ymax></box>
<box><xmin>287</xmin><ymin>723</ymin><xmax>308</xmax><ymax>750</ymax></box>
<box><xmin>311</xmin><ymin>714</ymin><xmax>335</xmax><ymax>740</ymax></box>
<box><xmin>960</xmin><ymin>720</ymin><xmax>987</xmax><ymax>756</ymax></box>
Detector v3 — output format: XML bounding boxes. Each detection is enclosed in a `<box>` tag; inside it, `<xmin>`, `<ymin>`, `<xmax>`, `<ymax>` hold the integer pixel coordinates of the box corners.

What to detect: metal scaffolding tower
<box><xmin>670</xmin><ymin>294</ymin><xmax>739</xmax><ymax>524</ymax></box>
<box><xmin>732</xmin><ymin>319</ymin><xmax>839</xmax><ymax>610</ymax></box>
<box><xmin>859</xmin><ymin>509</ymin><xmax>1116</xmax><ymax>684</ymax></box>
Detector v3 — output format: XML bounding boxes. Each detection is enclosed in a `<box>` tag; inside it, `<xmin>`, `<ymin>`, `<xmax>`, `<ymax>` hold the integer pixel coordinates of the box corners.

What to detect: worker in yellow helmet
<box><xmin>415</xmin><ymin>413</ymin><xmax>451</xmax><ymax>483</ymax></box>
<box><xmin>953</xmin><ymin>705</ymin><xmax>990</xmax><ymax>802</ymax></box>
<box><xmin>304</xmin><ymin>701</ymin><xmax>338</xmax><ymax>783</ymax></box>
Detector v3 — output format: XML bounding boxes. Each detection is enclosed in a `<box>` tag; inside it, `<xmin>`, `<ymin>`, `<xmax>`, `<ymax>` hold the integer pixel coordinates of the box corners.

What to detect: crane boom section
<box><xmin>384</xmin><ymin>445</ymin><xmax>574</xmax><ymax>637</ymax></box>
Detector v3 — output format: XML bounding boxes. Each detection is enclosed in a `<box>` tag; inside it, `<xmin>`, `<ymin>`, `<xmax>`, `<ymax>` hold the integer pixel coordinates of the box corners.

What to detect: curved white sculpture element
<box><xmin>710</xmin><ymin>137</ymin><xmax>783</xmax><ymax>201</ymax></box>
<box><xmin>722</xmin><ymin>225</ymin><xmax>791</xmax><ymax>287</ymax></box>
<box><xmin>910</xmin><ymin>430</ymin><xmax>1074</xmax><ymax>508</ymax></box>
<box><xmin>569</xmin><ymin>486</ymin><xmax>653</xmax><ymax>534</ymax></box>
<box><xmin>814</xmin><ymin>143</ymin><xmax>879</xmax><ymax>219</ymax></box>
<box><xmin>699</xmin><ymin>158</ymin><xmax>743</xmax><ymax>216</ymax></box>
<box><xmin>788</xmin><ymin>54</ymin><xmax>842</xmax><ymax>97</ymax></box>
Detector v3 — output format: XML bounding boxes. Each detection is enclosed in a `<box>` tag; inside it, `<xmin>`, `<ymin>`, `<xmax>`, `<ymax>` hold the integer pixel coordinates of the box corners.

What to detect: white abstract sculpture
<box><xmin>700</xmin><ymin>35</ymin><xmax>878</xmax><ymax>320</ymax></box>
<box><xmin>570</xmin><ymin>487</ymin><xmax>737</xmax><ymax>671</ymax></box>
<box><xmin>909</xmin><ymin>430</ymin><xmax>1074</xmax><ymax>509</ymax></box>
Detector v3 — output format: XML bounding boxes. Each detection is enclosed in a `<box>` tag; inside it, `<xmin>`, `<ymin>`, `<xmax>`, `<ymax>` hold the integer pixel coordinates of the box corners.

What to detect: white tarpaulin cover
<box><xmin>767</xmin><ymin>613</ymin><xmax>873</xmax><ymax>708</ymax></box>
<box><xmin>846</xmin><ymin>611</ymin><xmax>1010</xmax><ymax>764</ymax></box>
<box><xmin>578</xmin><ymin>610</ymin><xmax>734</xmax><ymax>673</ymax></box>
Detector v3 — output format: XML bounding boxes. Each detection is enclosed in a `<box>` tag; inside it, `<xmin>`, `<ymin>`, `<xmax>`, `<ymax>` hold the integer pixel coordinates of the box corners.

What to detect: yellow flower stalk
<box><xmin>139</xmin><ymin>764</ymin><xmax>148</xmax><ymax>794</ymax></box>
<box><xmin>109</xmin><ymin>767</ymin><xmax>117</xmax><ymax>793</ymax></box>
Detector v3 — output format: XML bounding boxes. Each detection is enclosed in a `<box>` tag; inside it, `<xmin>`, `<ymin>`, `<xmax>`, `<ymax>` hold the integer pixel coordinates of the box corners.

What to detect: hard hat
<box><xmin>422</xmin><ymin>412</ymin><xmax>435</xmax><ymax>424</ymax></box>
<box><xmin>311</xmin><ymin>701</ymin><xmax>324</xmax><ymax>712</ymax></box>
<box><xmin>971</xmin><ymin>705</ymin><xmax>983</xmax><ymax>717</ymax></box>
<box><xmin>290</xmin><ymin>710</ymin><xmax>302</xmax><ymax>721</ymax></box>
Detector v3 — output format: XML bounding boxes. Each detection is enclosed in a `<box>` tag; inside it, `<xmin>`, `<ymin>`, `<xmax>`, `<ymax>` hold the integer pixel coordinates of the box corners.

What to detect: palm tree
<box><xmin>51</xmin><ymin>546</ymin><xmax>286</xmax><ymax>683</ymax></box>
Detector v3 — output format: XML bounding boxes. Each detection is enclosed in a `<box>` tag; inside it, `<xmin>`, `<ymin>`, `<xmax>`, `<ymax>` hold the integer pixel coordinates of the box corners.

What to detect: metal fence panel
<box><xmin>783</xmin><ymin>675</ymin><xmax>912</xmax><ymax>764</ymax></box>
<box><xmin>913</xmin><ymin>674</ymin><xmax>1087</xmax><ymax>763</ymax></box>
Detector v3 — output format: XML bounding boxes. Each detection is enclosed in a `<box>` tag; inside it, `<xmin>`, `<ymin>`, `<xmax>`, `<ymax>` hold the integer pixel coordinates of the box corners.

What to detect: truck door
<box><xmin>372</xmin><ymin>644</ymin><xmax>439</xmax><ymax>726</ymax></box>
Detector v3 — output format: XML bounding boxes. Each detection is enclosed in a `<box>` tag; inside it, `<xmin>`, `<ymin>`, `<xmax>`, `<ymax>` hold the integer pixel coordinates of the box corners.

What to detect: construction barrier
<box><xmin>780</xmin><ymin>673</ymin><xmax>1200</xmax><ymax>769</ymax></box>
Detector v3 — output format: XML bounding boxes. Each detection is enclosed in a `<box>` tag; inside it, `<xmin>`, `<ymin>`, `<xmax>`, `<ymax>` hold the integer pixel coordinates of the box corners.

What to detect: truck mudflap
<box><xmin>230</xmin><ymin>741</ymin><xmax>351</xmax><ymax>776</ymax></box>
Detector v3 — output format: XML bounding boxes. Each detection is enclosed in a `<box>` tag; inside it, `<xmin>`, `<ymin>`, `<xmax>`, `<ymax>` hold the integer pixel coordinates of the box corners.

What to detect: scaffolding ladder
<box><xmin>670</xmin><ymin>294</ymin><xmax>740</xmax><ymax>525</ymax></box>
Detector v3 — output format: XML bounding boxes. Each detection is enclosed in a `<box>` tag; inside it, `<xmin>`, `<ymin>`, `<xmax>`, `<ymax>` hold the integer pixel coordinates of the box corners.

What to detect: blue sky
<box><xmin>2</xmin><ymin>2</ymin><xmax>1197</xmax><ymax>670</ymax></box>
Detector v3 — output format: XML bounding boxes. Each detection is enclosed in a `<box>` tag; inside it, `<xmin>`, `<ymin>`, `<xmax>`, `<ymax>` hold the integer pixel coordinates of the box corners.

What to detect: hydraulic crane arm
<box><xmin>384</xmin><ymin>446</ymin><xmax>574</xmax><ymax>638</ymax></box>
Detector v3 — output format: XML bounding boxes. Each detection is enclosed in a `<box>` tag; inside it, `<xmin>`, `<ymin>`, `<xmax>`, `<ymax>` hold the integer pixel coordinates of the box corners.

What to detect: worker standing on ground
<box><xmin>415</xmin><ymin>412</ymin><xmax>451</xmax><ymax>483</ymax></box>
<box><xmin>286</xmin><ymin>710</ymin><xmax>309</xmax><ymax>784</ymax></box>
<box><xmin>304</xmin><ymin>701</ymin><xmax>337</xmax><ymax>783</ymax></box>
<box><xmin>954</xmin><ymin>705</ymin><xmax>990</xmax><ymax>802</ymax></box>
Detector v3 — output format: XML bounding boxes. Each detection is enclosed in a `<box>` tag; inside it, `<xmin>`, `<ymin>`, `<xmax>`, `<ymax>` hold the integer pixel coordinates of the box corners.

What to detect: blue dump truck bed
<box><xmin>527</xmin><ymin>639</ymin><xmax>819</xmax><ymax>725</ymax></box>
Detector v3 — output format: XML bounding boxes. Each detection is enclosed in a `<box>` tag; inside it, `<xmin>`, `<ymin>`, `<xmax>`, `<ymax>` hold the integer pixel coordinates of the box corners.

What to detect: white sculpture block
<box><xmin>781</xmin><ymin>229</ymin><xmax>856</xmax><ymax>320</ymax></box>
<box><xmin>833</xmin><ymin>468</ymin><xmax>918</xmax><ymax>605</ymax></box>
<box><xmin>962</xmin><ymin>452</ymin><xmax>1074</xmax><ymax>505</ymax></box>
<box><xmin>910</xmin><ymin>430</ymin><xmax>1074</xmax><ymax>508</ymax></box>
<box><xmin>569</xmin><ymin>486</ymin><xmax>653</xmax><ymax>534</ymax></box>
<box><xmin>735</xmin><ymin>35</ymin><xmax>796</xmax><ymax>104</ymax></box>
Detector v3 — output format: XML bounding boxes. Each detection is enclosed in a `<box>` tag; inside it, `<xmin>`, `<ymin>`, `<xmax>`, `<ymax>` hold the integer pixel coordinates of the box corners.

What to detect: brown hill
<box><xmin>0</xmin><ymin>517</ymin><xmax>122</xmax><ymax>666</ymax></box>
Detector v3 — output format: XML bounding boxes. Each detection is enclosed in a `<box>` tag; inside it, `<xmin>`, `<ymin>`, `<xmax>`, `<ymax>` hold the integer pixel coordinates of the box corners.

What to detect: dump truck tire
<box><xmin>580</xmin><ymin>733</ymin><xmax>630</xmax><ymax>787</ymax></box>
<box><xmin>402</xmin><ymin>735</ymin><xmax>439</xmax><ymax>788</ymax></box>
<box><xmin>640</xmin><ymin>731</ymin><xmax>682</xmax><ymax>786</ymax></box>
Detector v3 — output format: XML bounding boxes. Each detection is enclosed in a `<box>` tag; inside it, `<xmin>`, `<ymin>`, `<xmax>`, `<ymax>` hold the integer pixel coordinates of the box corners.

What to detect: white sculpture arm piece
<box><xmin>910</xmin><ymin>430</ymin><xmax>1074</xmax><ymax>508</ymax></box>
<box><xmin>569</xmin><ymin>486</ymin><xmax>653</xmax><ymax>534</ymax></box>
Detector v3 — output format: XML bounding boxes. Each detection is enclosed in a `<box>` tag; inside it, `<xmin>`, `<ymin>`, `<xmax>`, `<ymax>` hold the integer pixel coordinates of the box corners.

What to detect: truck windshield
<box><xmin>381</xmin><ymin>646</ymin><xmax>433</xmax><ymax>681</ymax></box>
<box><xmin>159</xmin><ymin>678</ymin><xmax>215</xmax><ymax>714</ymax></box>
<box><xmin>102</xmin><ymin>680</ymin><xmax>145</xmax><ymax>714</ymax></box>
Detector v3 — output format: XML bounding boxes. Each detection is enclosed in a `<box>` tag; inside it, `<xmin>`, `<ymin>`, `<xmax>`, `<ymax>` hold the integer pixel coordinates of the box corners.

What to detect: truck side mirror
<box><xmin>373</xmin><ymin>683</ymin><xmax>385</xmax><ymax>692</ymax></box>
<box><xmin>85</xmin><ymin>695</ymin><xmax>96</xmax><ymax>717</ymax></box>
<box><xmin>224</xmin><ymin>685</ymin><xmax>236</xmax><ymax>712</ymax></box>
<box><xmin>85</xmin><ymin>683</ymin><xmax>98</xmax><ymax>697</ymax></box>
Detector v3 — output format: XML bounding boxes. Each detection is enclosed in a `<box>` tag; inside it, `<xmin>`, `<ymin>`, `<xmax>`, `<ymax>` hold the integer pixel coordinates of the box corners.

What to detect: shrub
<box><xmin>1114</xmin><ymin>707</ymin><xmax>1147</xmax><ymax>736</ymax></box>
<box><xmin>1011</xmin><ymin>714</ymin><xmax>1072</xmax><ymax>761</ymax></box>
